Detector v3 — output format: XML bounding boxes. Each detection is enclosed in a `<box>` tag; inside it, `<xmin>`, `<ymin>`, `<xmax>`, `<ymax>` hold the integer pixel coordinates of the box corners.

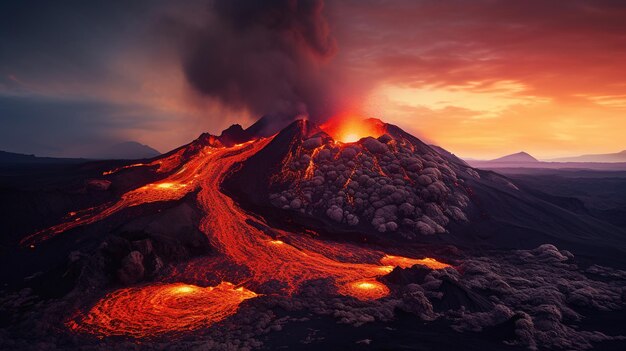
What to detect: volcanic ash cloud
<box><xmin>181</xmin><ymin>0</ymin><xmax>338</xmax><ymax>124</ymax></box>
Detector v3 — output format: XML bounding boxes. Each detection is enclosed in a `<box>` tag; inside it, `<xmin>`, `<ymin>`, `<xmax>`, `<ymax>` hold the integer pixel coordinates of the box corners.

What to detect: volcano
<box><xmin>1</xmin><ymin>117</ymin><xmax>625</xmax><ymax>350</ymax></box>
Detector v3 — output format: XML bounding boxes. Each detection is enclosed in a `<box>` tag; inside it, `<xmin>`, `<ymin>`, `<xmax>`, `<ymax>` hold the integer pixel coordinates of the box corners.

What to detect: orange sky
<box><xmin>360</xmin><ymin>81</ymin><xmax>626</xmax><ymax>159</ymax></box>
<box><xmin>327</xmin><ymin>0</ymin><xmax>626</xmax><ymax>159</ymax></box>
<box><xmin>1</xmin><ymin>0</ymin><xmax>625</xmax><ymax>159</ymax></box>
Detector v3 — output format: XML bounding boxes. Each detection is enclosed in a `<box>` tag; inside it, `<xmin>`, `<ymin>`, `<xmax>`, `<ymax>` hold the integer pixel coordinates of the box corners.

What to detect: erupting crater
<box><xmin>320</xmin><ymin>114</ymin><xmax>386</xmax><ymax>143</ymax></box>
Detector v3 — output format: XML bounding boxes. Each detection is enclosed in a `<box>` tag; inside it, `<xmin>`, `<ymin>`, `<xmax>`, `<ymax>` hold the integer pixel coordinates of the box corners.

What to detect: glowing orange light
<box><xmin>68</xmin><ymin>282</ymin><xmax>257</xmax><ymax>338</ymax></box>
<box><xmin>356</xmin><ymin>282</ymin><xmax>376</xmax><ymax>289</ymax></box>
<box><xmin>344</xmin><ymin>133</ymin><xmax>360</xmax><ymax>143</ymax></box>
<box><xmin>102</xmin><ymin>163</ymin><xmax>148</xmax><ymax>176</ymax></box>
<box><xmin>380</xmin><ymin>255</ymin><xmax>451</xmax><ymax>270</ymax></box>
<box><xmin>172</xmin><ymin>285</ymin><xmax>196</xmax><ymax>294</ymax></box>
<box><xmin>339</xmin><ymin>279</ymin><xmax>390</xmax><ymax>300</ymax></box>
<box><xmin>320</xmin><ymin>114</ymin><xmax>386</xmax><ymax>143</ymax></box>
<box><xmin>269</xmin><ymin>240</ymin><xmax>284</xmax><ymax>245</ymax></box>
<box><xmin>378</xmin><ymin>265</ymin><xmax>395</xmax><ymax>273</ymax></box>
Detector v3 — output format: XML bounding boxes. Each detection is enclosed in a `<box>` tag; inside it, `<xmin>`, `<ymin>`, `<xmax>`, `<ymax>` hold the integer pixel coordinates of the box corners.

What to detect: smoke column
<box><xmin>181</xmin><ymin>0</ymin><xmax>338</xmax><ymax>126</ymax></box>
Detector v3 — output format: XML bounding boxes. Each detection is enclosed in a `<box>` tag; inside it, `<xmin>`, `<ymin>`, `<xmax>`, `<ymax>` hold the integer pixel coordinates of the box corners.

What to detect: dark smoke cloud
<box><xmin>181</xmin><ymin>0</ymin><xmax>338</xmax><ymax>123</ymax></box>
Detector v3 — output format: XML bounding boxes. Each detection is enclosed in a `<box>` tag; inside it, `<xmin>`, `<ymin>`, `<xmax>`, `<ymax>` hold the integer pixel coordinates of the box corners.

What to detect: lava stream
<box><xmin>195</xmin><ymin>139</ymin><xmax>449</xmax><ymax>301</ymax></box>
<box><xmin>26</xmin><ymin>138</ymin><xmax>452</xmax><ymax>336</ymax></box>
<box><xmin>21</xmin><ymin>147</ymin><xmax>216</xmax><ymax>246</ymax></box>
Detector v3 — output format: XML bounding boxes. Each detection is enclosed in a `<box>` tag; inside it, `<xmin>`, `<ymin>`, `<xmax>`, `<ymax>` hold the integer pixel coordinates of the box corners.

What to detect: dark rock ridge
<box><xmin>0</xmin><ymin>150</ymin><xmax>87</xmax><ymax>164</ymax></box>
<box><xmin>218</xmin><ymin>115</ymin><xmax>280</xmax><ymax>147</ymax></box>
<box><xmin>87</xmin><ymin>141</ymin><xmax>161</xmax><ymax>160</ymax></box>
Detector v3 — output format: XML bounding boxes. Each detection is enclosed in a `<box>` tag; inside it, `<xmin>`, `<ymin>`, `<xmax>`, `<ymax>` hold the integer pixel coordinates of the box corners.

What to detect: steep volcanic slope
<box><xmin>226</xmin><ymin>119</ymin><xmax>470</xmax><ymax>236</ymax></box>
<box><xmin>225</xmin><ymin>119</ymin><xmax>626</xmax><ymax>262</ymax></box>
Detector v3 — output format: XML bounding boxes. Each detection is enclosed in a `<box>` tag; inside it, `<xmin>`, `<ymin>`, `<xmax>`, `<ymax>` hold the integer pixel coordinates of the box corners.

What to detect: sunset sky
<box><xmin>1</xmin><ymin>0</ymin><xmax>625</xmax><ymax>159</ymax></box>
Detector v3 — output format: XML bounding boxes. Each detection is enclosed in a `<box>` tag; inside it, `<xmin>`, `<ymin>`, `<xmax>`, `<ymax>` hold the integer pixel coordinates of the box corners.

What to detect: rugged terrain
<box><xmin>1</xmin><ymin>118</ymin><xmax>625</xmax><ymax>350</ymax></box>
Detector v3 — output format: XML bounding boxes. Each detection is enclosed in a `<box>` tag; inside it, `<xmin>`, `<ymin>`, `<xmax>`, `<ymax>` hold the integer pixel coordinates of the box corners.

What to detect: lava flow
<box><xmin>20</xmin><ymin>146</ymin><xmax>212</xmax><ymax>246</ymax></box>
<box><xmin>27</xmin><ymin>134</ymin><xmax>451</xmax><ymax>337</ymax></box>
<box><xmin>381</xmin><ymin>255</ymin><xmax>451</xmax><ymax>270</ymax></box>
<box><xmin>68</xmin><ymin>282</ymin><xmax>257</xmax><ymax>338</ymax></box>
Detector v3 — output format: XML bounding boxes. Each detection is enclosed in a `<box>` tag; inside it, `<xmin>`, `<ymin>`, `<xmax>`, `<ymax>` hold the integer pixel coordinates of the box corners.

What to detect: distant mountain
<box><xmin>0</xmin><ymin>150</ymin><xmax>86</xmax><ymax>164</ymax></box>
<box><xmin>89</xmin><ymin>142</ymin><xmax>160</xmax><ymax>160</ymax></box>
<box><xmin>465</xmin><ymin>151</ymin><xmax>626</xmax><ymax>171</ymax></box>
<box><xmin>491</xmin><ymin>151</ymin><xmax>539</xmax><ymax>163</ymax></box>
<box><xmin>550</xmin><ymin>150</ymin><xmax>626</xmax><ymax>163</ymax></box>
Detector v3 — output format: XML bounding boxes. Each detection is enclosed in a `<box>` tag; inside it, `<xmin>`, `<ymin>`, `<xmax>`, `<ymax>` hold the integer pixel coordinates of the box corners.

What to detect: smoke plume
<box><xmin>182</xmin><ymin>0</ymin><xmax>338</xmax><ymax>123</ymax></box>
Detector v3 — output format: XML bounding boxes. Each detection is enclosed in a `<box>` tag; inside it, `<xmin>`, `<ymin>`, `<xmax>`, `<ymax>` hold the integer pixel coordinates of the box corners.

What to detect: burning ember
<box><xmin>67</xmin><ymin>282</ymin><xmax>257</xmax><ymax>338</ymax></box>
<box><xmin>320</xmin><ymin>114</ymin><xmax>386</xmax><ymax>143</ymax></box>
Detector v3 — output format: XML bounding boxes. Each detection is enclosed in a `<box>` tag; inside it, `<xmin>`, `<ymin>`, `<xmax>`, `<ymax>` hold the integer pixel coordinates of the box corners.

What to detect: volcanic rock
<box><xmin>117</xmin><ymin>251</ymin><xmax>144</xmax><ymax>284</ymax></box>
<box><xmin>250</xmin><ymin>120</ymin><xmax>473</xmax><ymax>237</ymax></box>
<box><xmin>302</xmin><ymin>137</ymin><xmax>323</xmax><ymax>149</ymax></box>
<box><xmin>362</xmin><ymin>137</ymin><xmax>388</xmax><ymax>154</ymax></box>
<box><xmin>87</xmin><ymin>179</ymin><xmax>111</xmax><ymax>191</ymax></box>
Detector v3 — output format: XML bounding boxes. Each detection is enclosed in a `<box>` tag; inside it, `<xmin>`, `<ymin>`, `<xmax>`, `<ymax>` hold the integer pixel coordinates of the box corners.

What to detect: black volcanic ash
<box><xmin>181</xmin><ymin>0</ymin><xmax>337</xmax><ymax>123</ymax></box>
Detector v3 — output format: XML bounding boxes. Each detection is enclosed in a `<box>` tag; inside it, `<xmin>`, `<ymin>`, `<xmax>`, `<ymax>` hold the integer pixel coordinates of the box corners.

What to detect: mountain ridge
<box><xmin>550</xmin><ymin>150</ymin><xmax>626</xmax><ymax>163</ymax></box>
<box><xmin>490</xmin><ymin>151</ymin><xmax>539</xmax><ymax>163</ymax></box>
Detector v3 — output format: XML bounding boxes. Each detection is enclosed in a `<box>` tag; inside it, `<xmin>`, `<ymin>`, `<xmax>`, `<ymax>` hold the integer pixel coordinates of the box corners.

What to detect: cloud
<box><xmin>180</xmin><ymin>0</ymin><xmax>341</xmax><ymax>124</ymax></box>
<box><xmin>317</xmin><ymin>1</ymin><xmax>626</xmax><ymax>158</ymax></box>
<box><xmin>1</xmin><ymin>0</ymin><xmax>626</xmax><ymax>157</ymax></box>
<box><xmin>0</xmin><ymin>95</ymin><xmax>171</xmax><ymax>157</ymax></box>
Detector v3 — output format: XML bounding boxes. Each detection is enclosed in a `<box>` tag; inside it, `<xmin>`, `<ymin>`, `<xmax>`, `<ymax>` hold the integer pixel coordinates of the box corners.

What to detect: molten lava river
<box><xmin>25</xmin><ymin>138</ymin><xmax>451</xmax><ymax>338</ymax></box>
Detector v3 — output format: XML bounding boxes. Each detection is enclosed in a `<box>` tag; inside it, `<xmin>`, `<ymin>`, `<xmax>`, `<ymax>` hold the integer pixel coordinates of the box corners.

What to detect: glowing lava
<box><xmin>320</xmin><ymin>114</ymin><xmax>386</xmax><ymax>143</ymax></box>
<box><xmin>20</xmin><ymin>147</ymin><xmax>213</xmax><ymax>246</ymax></box>
<box><xmin>339</xmin><ymin>279</ymin><xmax>390</xmax><ymax>301</ymax></box>
<box><xmin>380</xmin><ymin>255</ymin><xmax>451</xmax><ymax>270</ymax></box>
<box><xmin>101</xmin><ymin>148</ymin><xmax>187</xmax><ymax>176</ymax></box>
<box><xmin>68</xmin><ymin>282</ymin><xmax>257</xmax><ymax>338</ymax></box>
<box><xmin>28</xmin><ymin>134</ymin><xmax>453</xmax><ymax>337</ymax></box>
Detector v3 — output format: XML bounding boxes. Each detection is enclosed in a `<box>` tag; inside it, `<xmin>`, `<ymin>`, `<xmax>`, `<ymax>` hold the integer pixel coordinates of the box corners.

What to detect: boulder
<box><xmin>290</xmin><ymin>198</ymin><xmax>303</xmax><ymax>209</ymax></box>
<box><xmin>341</xmin><ymin>147</ymin><xmax>359</xmax><ymax>160</ymax></box>
<box><xmin>326</xmin><ymin>205</ymin><xmax>344</xmax><ymax>222</ymax></box>
<box><xmin>118</xmin><ymin>251</ymin><xmax>144</xmax><ymax>284</ymax></box>
<box><xmin>87</xmin><ymin>179</ymin><xmax>112</xmax><ymax>191</ymax></box>
<box><xmin>302</xmin><ymin>137</ymin><xmax>323</xmax><ymax>149</ymax></box>
<box><xmin>362</xmin><ymin>137</ymin><xmax>388</xmax><ymax>154</ymax></box>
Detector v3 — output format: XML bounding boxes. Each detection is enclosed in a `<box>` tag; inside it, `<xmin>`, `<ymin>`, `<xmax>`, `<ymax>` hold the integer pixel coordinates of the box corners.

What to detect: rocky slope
<box><xmin>225</xmin><ymin>119</ymin><xmax>626</xmax><ymax>264</ymax></box>
<box><xmin>266</xmin><ymin>120</ymin><xmax>472</xmax><ymax>237</ymax></box>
